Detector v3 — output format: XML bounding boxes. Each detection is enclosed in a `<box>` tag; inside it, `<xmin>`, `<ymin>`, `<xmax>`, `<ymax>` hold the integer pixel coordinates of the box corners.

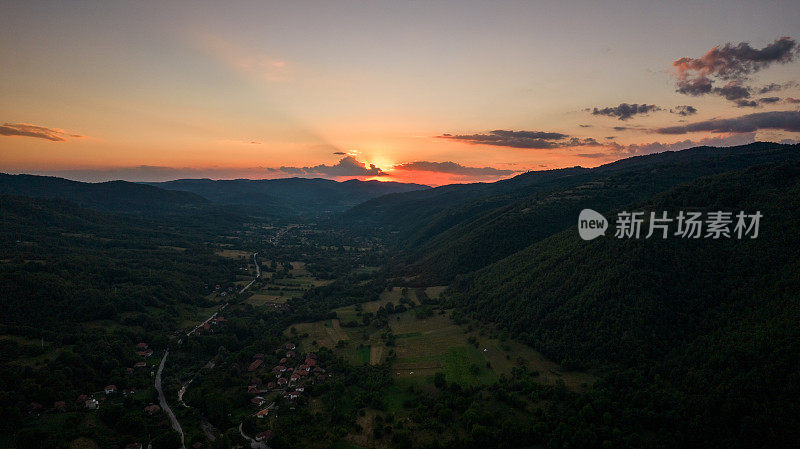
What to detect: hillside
<box><xmin>146</xmin><ymin>177</ymin><xmax>429</xmax><ymax>216</ymax></box>
<box><xmin>0</xmin><ymin>173</ymin><xmax>210</xmax><ymax>215</ymax></box>
<box><xmin>361</xmin><ymin>142</ymin><xmax>800</xmax><ymax>282</ymax></box>
<box><xmin>447</xmin><ymin>162</ymin><xmax>800</xmax><ymax>447</ymax></box>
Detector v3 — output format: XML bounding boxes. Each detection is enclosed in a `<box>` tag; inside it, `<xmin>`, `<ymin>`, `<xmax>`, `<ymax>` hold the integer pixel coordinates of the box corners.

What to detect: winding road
<box><xmin>156</xmin><ymin>350</ymin><xmax>186</xmax><ymax>449</ymax></box>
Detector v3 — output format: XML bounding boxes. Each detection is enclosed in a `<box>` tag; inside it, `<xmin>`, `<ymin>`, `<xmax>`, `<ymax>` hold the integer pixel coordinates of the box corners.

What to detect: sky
<box><xmin>1</xmin><ymin>0</ymin><xmax>800</xmax><ymax>186</ymax></box>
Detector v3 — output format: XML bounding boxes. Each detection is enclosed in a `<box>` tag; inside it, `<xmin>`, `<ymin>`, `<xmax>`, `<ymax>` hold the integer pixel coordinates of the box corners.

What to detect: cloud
<box><xmin>715</xmin><ymin>82</ymin><xmax>752</xmax><ymax>100</ymax></box>
<box><xmin>759</xmin><ymin>96</ymin><xmax>781</xmax><ymax>104</ymax></box>
<box><xmin>758</xmin><ymin>81</ymin><xmax>797</xmax><ymax>93</ymax></box>
<box><xmin>669</xmin><ymin>105</ymin><xmax>698</xmax><ymax>116</ymax></box>
<box><xmin>654</xmin><ymin>110</ymin><xmax>800</xmax><ymax>134</ymax></box>
<box><xmin>605</xmin><ymin>133</ymin><xmax>758</xmax><ymax>157</ymax></box>
<box><xmin>590</xmin><ymin>103</ymin><xmax>661</xmax><ymax>120</ymax></box>
<box><xmin>332</xmin><ymin>151</ymin><xmax>347</xmax><ymax>155</ymax></box>
<box><xmin>437</xmin><ymin>129</ymin><xmax>600</xmax><ymax>149</ymax></box>
<box><xmin>673</xmin><ymin>37</ymin><xmax>798</xmax><ymax>101</ymax></box>
<box><xmin>0</xmin><ymin>123</ymin><xmax>83</xmax><ymax>142</ymax></box>
<box><xmin>392</xmin><ymin>161</ymin><xmax>516</xmax><ymax>177</ymax></box>
<box><xmin>268</xmin><ymin>156</ymin><xmax>386</xmax><ymax>177</ymax></box>
<box><xmin>578</xmin><ymin>124</ymin><xmax>592</xmax><ymax>128</ymax></box>
<box><xmin>736</xmin><ymin>100</ymin><xmax>759</xmax><ymax>108</ymax></box>
<box><xmin>786</xmin><ymin>97</ymin><xmax>800</xmax><ymax>104</ymax></box>
<box><xmin>575</xmin><ymin>153</ymin><xmax>607</xmax><ymax>159</ymax></box>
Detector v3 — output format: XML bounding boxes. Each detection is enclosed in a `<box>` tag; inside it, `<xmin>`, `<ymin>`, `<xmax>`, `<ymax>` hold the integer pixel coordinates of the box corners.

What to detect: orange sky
<box><xmin>1</xmin><ymin>2</ymin><xmax>799</xmax><ymax>185</ymax></box>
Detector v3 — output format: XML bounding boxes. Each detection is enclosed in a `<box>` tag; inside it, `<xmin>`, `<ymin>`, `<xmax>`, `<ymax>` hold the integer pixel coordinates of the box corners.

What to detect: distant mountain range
<box><xmin>0</xmin><ymin>174</ymin><xmax>428</xmax><ymax>216</ymax></box>
<box><xmin>143</xmin><ymin>177</ymin><xmax>428</xmax><ymax>215</ymax></box>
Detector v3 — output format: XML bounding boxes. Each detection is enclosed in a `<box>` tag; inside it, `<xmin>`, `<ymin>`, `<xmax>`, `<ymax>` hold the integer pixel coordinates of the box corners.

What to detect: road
<box><xmin>156</xmin><ymin>350</ymin><xmax>186</xmax><ymax>449</ymax></box>
<box><xmin>239</xmin><ymin>422</ymin><xmax>269</xmax><ymax>449</ymax></box>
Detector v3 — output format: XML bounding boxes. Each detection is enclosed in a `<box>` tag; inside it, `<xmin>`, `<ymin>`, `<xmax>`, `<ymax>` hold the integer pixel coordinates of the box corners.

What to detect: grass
<box><xmin>443</xmin><ymin>346</ymin><xmax>497</xmax><ymax>387</ymax></box>
<box><xmin>214</xmin><ymin>249</ymin><xmax>251</xmax><ymax>259</ymax></box>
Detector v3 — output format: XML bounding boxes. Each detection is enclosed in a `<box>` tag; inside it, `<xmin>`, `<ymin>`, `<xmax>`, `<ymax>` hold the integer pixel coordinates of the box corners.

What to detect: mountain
<box><xmin>348</xmin><ymin>142</ymin><xmax>800</xmax><ymax>282</ymax></box>
<box><xmin>0</xmin><ymin>173</ymin><xmax>210</xmax><ymax>215</ymax></box>
<box><xmin>145</xmin><ymin>177</ymin><xmax>429</xmax><ymax>216</ymax></box>
<box><xmin>447</xmin><ymin>162</ymin><xmax>800</xmax><ymax>447</ymax></box>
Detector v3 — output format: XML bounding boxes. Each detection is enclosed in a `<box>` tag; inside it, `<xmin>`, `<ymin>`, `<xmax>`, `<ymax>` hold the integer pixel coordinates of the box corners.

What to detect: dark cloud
<box><xmin>715</xmin><ymin>82</ymin><xmax>751</xmax><ymax>101</ymax></box>
<box><xmin>0</xmin><ymin>123</ymin><xmax>83</xmax><ymax>142</ymax></box>
<box><xmin>392</xmin><ymin>161</ymin><xmax>516</xmax><ymax>177</ymax></box>
<box><xmin>268</xmin><ymin>156</ymin><xmax>386</xmax><ymax>177</ymax></box>
<box><xmin>605</xmin><ymin>136</ymin><xmax>616</xmax><ymax>140</ymax></box>
<box><xmin>575</xmin><ymin>153</ymin><xmax>607</xmax><ymax>159</ymax></box>
<box><xmin>606</xmin><ymin>133</ymin><xmax>757</xmax><ymax>156</ymax></box>
<box><xmin>670</xmin><ymin>105</ymin><xmax>698</xmax><ymax>116</ymax></box>
<box><xmin>578</xmin><ymin>124</ymin><xmax>592</xmax><ymax>128</ymax></box>
<box><xmin>786</xmin><ymin>97</ymin><xmax>800</xmax><ymax>104</ymax></box>
<box><xmin>613</xmin><ymin>126</ymin><xmax>631</xmax><ymax>131</ymax></box>
<box><xmin>437</xmin><ymin>129</ymin><xmax>599</xmax><ymax>149</ymax></box>
<box><xmin>759</xmin><ymin>96</ymin><xmax>781</xmax><ymax>104</ymax></box>
<box><xmin>332</xmin><ymin>151</ymin><xmax>347</xmax><ymax>155</ymax></box>
<box><xmin>736</xmin><ymin>100</ymin><xmax>759</xmax><ymax>108</ymax></box>
<box><xmin>654</xmin><ymin>110</ymin><xmax>800</xmax><ymax>134</ymax></box>
<box><xmin>590</xmin><ymin>103</ymin><xmax>661</xmax><ymax>120</ymax></box>
<box><xmin>673</xmin><ymin>37</ymin><xmax>798</xmax><ymax>101</ymax></box>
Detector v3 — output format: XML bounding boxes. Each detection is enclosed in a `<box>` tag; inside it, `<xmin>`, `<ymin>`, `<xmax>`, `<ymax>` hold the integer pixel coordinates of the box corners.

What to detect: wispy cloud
<box><xmin>654</xmin><ymin>110</ymin><xmax>800</xmax><ymax>134</ymax></box>
<box><xmin>437</xmin><ymin>129</ymin><xmax>600</xmax><ymax>149</ymax></box>
<box><xmin>392</xmin><ymin>161</ymin><xmax>516</xmax><ymax>177</ymax></box>
<box><xmin>200</xmin><ymin>34</ymin><xmax>289</xmax><ymax>82</ymax></box>
<box><xmin>0</xmin><ymin>123</ymin><xmax>83</xmax><ymax>142</ymax></box>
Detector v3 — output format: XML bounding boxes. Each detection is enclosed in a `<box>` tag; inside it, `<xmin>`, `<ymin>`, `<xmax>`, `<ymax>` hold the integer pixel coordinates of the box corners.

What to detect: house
<box><xmin>255</xmin><ymin>430</ymin><xmax>274</xmax><ymax>442</ymax></box>
<box><xmin>135</xmin><ymin>342</ymin><xmax>148</xmax><ymax>351</ymax></box>
<box><xmin>134</xmin><ymin>362</ymin><xmax>147</xmax><ymax>369</ymax></box>
<box><xmin>144</xmin><ymin>404</ymin><xmax>161</xmax><ymax>415</ymax></box>
<box><xmin>85</xmin><ymin>398</ymin><xmax>99</xmax><ymax>410</ymax></box>
<box><xmin>136</xmin><ymin>349</ymin><xmax>154</xmax><ymax>357</ymax></box>
<box><xmin>76</xmin><ymin>394</ymin><xmax>88</xmax><ymax>404</ymax></box>
<box><xmin>273</xmin><ymin>365</ymin><xmax>286</xmax><ymax>373</ymax></box>
<box><xmin>248</xmin><ymin>359</ymin><xmax>263</xmax><ymax>372</ymax></box>
<box><xmin>104</xmin><ymin>385</ymin><xmax>117</xmax><ymax>394</ymax></box>
<box><xmin>215</xmin><ymin>316</ymin><xmax>227</xmax><ymax>323</ymax></box>
<box><xmin>277</xmin><ymin>378</ymin><xmax>288</xmax><ymax>386</ymax></box>
<box><xmin>253</xmin><ymin>353</ymin><xmax>265</xmax><ymax>360</ymax></box>
<box><xmin>295</xmin><ymin>386</ymin><xmax>304</xmax><ymax>392</ymax></box>
<box><xmin>305</xmin><ymin>358</ymin><xmax>317</xmax><ymax>367</ymax></box>
<box><xmin>255</xmin><ymin>408</ymin><xmax>270</xmax><ymax>418</ymax></box>
<box><xmin>279</xmin><ymin>357</ymin><xmax>287</xmax><ymax>364</ymax></box>
<box><xmin>285</xmin><ymin>343</ymin><xmax>296</xmax><ymax>350</ymax></box>
<box><xmin>247</xmin><ymin>385</ymin><xmax>258</xmax><ymax>393</ymax></box>
<box><xmin>250</xmin><ymin>396</ymin><xmax>265</xmax><ymax>406</ymax></box>
<box><xmin>286</xmin><ymin>351</ymin><xmax>295</xmax><ymax>358</ymax></box>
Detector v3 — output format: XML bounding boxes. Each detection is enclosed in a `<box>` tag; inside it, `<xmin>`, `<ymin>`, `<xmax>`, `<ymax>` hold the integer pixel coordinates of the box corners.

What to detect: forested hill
<box><xmin>447</xmin><ymin>162</ymin><xmax>800</xmax><ymax>447</ymax></box>
<box><xmin>0</xmin><ymin>194</ymin><xmax>233</xmax><ymax>329</ymax></box>
<box><xmin>145</xmin><ymin>177</ymin><xmax>429</xmax><ymax>215</ymax></box>
<box><xmin>368</xmin><ymin>142</ymin><xmax>800</xmax><ymax>283</ymax></box>
<box><xmin>0</xmin><ymin>173</ymin><xmax>210</xmax><ymax>215</ymax></box>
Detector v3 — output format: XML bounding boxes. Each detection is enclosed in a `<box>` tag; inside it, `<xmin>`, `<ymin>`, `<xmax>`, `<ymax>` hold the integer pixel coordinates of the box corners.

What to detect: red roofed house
<box><xmin>255</xmin><ymin>408</ymin><xmax>270</xmax><ymax>418</ymax></box>
<box><xmin>144</xmin><ymin>404</ymin><xmax>161</xmax><ymax>415</ymax></box>
<box><xmin>248</xmin><ymin>359</ymin><xmax>263</xmax><ymax>372</ymax></box>
<box><xmin>285</xmin><ymin>343</ymin><xmax>296</xmax><ymax>350</ymax></box>
<box><xmin>135</xmin><ymin>342</ymin><xmax>148</xmax><ymax>350</ymax></box>
<box><xmin>250</xmin><ymin>396</ymin><xmax>266</xmax><ymax>406</ymax></box>
<box><xmin>104</xmin><ymin>385</ymin><xmax>117</xmax><ymax>394</ymax></box>
<box><xmin>277</xmin><ymin>378</ymin><xmax>288</xmax><ymax>386</ymax></box>
<box><xmin>255</xmin><ymin>430</ymin><xmax>274</xmax><ymax>442</ymax></box>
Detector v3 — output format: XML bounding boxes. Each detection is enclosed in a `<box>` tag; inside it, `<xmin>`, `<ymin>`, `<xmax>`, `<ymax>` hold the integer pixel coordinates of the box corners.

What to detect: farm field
<box><xmin>286</xmin><ymin>288</ymin><xmax>594</xmax><ymax>391</ymax></box>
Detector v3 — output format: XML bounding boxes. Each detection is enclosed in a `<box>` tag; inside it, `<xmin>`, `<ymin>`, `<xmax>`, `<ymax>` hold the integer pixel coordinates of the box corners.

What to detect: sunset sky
<box><xmin>2</xmin><ymin>1</ymin><xmax>800</xmax><ymax>185</ymax></box>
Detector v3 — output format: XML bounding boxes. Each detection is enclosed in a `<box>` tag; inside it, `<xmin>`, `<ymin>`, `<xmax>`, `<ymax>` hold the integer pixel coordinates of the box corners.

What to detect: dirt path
<box><xmin>369</xmin><ymin>345</ymin><xmax>383</xmax><ymax>365</ymax></box>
